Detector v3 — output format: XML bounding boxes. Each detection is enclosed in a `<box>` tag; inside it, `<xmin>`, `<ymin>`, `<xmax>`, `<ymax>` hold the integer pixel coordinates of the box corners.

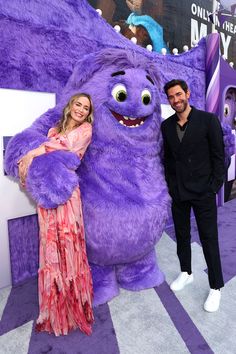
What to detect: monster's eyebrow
<box><xmin>146</xmin><ymin>75</ymin><xmax>154</xmax><ymax>85</ymax></box>
<box><xmin>111</xmin><ymin>71</ymin><xmax>125</xmax><ymax>77</ymax></box>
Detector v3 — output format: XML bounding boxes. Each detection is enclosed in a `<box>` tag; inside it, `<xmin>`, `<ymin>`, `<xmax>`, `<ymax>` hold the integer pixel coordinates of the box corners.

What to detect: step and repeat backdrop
<box><xmin>88</xmin><ymin>0</ymin><xmax>236</xmax><ymax>62</ymax></box>
<box><xmin>88</xmin><ymin>0</ymin><xmax>236</xmax><ymax>201</ymax></box>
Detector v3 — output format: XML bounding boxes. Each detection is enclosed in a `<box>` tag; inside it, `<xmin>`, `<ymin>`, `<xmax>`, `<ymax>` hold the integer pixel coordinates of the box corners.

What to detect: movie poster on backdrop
<box><xmin>88</xmin><ymin>0</ymin><xmax>236</xmax><ymax>61</ymax></box>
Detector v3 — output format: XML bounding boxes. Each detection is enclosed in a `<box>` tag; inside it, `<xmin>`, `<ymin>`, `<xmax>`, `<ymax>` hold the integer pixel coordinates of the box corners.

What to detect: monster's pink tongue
<box><xmin>111</xmin><ymin>111</ymin><xmax>144</xmax><ymax>127</ymax></box>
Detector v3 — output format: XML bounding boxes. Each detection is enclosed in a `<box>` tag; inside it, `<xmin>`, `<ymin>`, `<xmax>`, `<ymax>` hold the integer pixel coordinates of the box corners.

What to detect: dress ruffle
<box><xmin>36</xmin><ymin>188</ymin><xmax>94</xmax><ymax>336</ymax></box>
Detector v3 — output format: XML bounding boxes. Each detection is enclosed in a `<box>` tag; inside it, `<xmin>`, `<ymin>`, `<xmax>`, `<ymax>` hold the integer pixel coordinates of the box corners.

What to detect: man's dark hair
<box><xmin>164</xmin><ymin>79</ymin><xmax>189</xmax><ymax>96</ymax></box>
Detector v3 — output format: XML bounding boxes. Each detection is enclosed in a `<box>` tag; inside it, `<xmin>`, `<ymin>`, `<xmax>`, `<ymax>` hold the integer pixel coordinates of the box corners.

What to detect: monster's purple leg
<box><xmin>116</xmin><ymin>250</ymin><xmax>165</xmax><ymax>291</ymax></box>
<box><xmin>90</xmin><ymin>263</ymin><xmax>120</xmax><ymax>306</ymax></box>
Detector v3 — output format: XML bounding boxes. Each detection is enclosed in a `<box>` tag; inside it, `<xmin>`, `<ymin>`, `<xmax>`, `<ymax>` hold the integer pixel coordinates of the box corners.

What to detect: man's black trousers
<box><xmin>171</xmin><ymin>193</ymin><xmax>224</xmax><ymax>289</ymax></box>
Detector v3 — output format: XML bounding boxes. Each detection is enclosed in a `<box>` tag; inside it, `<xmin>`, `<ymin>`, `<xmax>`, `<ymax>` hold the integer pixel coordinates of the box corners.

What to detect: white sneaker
<box><xmin>170</xmin><ymin>272</ymin><xmax>194</xmax><ymax>291</ymax></box>
<box><xmin>204</xmin><ymin>289</ymin><xmax>221</xmax><ymax>312</ymax></box>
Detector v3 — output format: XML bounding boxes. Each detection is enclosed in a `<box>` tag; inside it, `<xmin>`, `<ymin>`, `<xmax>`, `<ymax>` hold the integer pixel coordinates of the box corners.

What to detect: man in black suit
<box><xmin>161</xmin><ymin>79</ymin><xmax>225</xmax><ymax>312</ymax></box>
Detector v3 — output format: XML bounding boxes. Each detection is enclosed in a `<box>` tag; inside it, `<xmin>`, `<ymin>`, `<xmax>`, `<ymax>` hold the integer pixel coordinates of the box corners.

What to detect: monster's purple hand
<box><xmin>221</xmin><ymin>122</ymin><xmax>235</xmax><ymax>168</ymax></box>
<box><xmin>26</xmin><ymin>150</ymin><xmax>81</xmax><ymax>208</ymax></box>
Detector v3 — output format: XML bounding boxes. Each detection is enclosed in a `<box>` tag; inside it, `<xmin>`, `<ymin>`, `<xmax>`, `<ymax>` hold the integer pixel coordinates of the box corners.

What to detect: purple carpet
<box><xmin>0</xmin><ymin>198</ymin><xmax>235</xmax><ymax>353</ymax></box>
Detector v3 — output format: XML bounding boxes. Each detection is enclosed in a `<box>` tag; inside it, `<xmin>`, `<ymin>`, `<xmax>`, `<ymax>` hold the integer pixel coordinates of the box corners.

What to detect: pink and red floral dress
<box><xmin>36</xmin><ymin>122</ymin><xmax>94</xmax><ymax>336</ymax></box>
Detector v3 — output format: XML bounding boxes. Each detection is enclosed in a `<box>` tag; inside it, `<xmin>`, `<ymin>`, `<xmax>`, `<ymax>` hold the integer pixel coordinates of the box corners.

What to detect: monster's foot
<box><xmin>90</xmin><ymin>264</ymin><xmax>120</xmax><ymax>307</ymax></box>
<box><xmin>116</xmin><ymin>250</ymin><xmax>165</xmax><ymax>291</ymax></box>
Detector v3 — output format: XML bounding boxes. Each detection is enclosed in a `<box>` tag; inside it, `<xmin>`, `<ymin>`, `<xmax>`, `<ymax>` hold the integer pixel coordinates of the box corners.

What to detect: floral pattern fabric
<box><xmin>36</xmin><ymin>123</ymin><xmax>94</xmax><ymax>336</ymax></box>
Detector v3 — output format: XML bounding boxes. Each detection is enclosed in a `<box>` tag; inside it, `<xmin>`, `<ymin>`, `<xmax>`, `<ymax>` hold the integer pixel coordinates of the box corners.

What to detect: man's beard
<box><xmin>172</xmin><ymin>99</ymin><xmax>188</xmax><ymax>113</ymax></box>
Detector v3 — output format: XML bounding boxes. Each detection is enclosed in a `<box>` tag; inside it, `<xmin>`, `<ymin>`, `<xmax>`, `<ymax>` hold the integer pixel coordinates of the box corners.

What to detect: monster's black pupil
<box><xmin>143</xmin><ymin>95</ymin><xmax>150</xmax><ymax>105</ymax></box>
<box><xmin>224</xmin><ymin>107</ymin><xmax>229</xmax><ymax>116</ymax></box>
<box><xmin>117</xmin><ymin>91</ymin><xmax>126</xmax><ymax>102</ymax></box>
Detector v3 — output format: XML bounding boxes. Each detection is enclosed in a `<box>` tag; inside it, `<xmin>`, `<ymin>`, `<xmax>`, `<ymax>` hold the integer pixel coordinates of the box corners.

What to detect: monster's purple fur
<box><xmin>5</xmin><ymin>47</ymin><xmax>170</xmax><ymax>304</ymax></box>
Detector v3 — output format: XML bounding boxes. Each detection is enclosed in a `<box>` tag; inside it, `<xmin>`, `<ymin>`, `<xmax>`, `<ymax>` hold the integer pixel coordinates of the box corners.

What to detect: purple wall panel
<box><xmin>8</xmin><ymin>214</ymin><xmax>39</xmax><ymax>285</ymax></box>
<box><xmin>3</xmin><ymin>136</ymin><xmax>12</xmax><ymax>175</ymax></box>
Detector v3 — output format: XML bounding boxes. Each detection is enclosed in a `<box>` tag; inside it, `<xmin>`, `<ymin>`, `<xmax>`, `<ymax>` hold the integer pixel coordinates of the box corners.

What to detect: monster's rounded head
<box><xmin>223</xmin><ymin>88</ymin><xmax>236</xmax><ymax>129</ymax></box>
<box><xmin>62</xmin><ymin>47</ymin><xmax>162</xmax><ymax>147</ymax></box>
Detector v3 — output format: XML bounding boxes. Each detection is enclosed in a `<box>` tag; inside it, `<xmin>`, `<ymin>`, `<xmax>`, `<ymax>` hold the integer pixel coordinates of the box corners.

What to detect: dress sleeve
<box><xmin>47</xmin><ymin>127</ymin><xmax>57</xmax><ymax>138</ymax></box>
<box><xmin>69</xmin><ymin>123</ymin><xmax>92</xmax><ymax>159</ymax></box>
<box><xmin>43</xmin><ymin>127</ymin><xmax>67</xmax><ymax>152</ymax></box>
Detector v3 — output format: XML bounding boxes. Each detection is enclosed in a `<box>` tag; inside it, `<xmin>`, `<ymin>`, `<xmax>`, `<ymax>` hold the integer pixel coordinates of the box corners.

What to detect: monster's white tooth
<box><xmin>129</xmin><ymin>117</ymin><xmax>137</xmax><ymax>120</ymax></box>
<box><xmin>135</xmin><ymin>124</ymin><xmax>139</xmax><ymax>127</ymax></box>
<box><xmin>140</xmin><ymin>121</ymin><xmax>144</xmax><ymax>125</ymax></box>
<box><xmin>123</xmin><ymin>116</ymin><xmax>129</xmax><ymax>120</ymax></box>
<box><xmin>119</xmin><ymin>120</ymin><xmax>124</xmax><ymax>125</ymax></box>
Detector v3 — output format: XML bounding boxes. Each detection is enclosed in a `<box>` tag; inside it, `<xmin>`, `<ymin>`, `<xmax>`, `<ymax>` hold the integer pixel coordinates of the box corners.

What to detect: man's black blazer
<box><xmin>161</xmin><ymin>106</ymin><xmax>225</xmax><ymax>201</ymax></box>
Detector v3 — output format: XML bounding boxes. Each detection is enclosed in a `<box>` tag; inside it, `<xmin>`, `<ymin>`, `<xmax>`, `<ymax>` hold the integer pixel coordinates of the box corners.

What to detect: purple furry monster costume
<box><xmin>5</xmin><ymin>48</ymin><xmax>170</xmax><ymax>305</ymax></box>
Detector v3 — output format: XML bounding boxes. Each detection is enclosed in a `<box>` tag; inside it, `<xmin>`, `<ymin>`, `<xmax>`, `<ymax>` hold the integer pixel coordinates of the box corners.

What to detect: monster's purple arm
<box><xmin>4</xmin><ymin>106</ymin><xmax>81</xmax><ymax>208</ymax></box>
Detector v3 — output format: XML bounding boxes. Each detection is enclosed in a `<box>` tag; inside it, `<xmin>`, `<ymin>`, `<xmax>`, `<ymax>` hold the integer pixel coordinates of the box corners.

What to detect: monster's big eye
<box><xmin>111</xmin><ymin>84</ymin><xmax>127</xmax><ymax>102</ymax></box>
<box><xmin>141</xmin><ymin>89</ymin><xmax>151</xmax><ymax>105</ymax></box>
<box><xmin>224</xmin><ymin>104</ymin><xmax>230</xmax><ymax>117</ymax></box>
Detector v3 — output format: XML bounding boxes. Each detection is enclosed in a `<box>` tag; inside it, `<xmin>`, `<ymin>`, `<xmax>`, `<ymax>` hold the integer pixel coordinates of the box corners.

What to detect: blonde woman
<box><xmin>18</xmin><ymin>93</ymin><xmax>94</xmax><ymax>336</ymax></box>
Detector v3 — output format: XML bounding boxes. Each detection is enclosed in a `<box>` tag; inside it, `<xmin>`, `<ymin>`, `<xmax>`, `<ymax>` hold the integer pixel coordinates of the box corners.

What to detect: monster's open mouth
<box><xmin>110</xmin><ymin>110</ymin><xmax>146</xmax><ymax>128</ymax></box>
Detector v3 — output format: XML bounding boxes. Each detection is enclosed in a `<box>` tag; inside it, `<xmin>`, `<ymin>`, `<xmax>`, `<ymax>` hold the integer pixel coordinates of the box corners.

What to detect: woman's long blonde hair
<box><xmin>57</xmin><ymin>93</ymin><xmax>94</xmax><ymax>133</ymax></box>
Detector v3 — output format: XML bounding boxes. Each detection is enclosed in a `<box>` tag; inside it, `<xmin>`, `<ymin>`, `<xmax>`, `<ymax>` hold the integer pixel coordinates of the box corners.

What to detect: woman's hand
<box><xmin>18</xmin><ymin>153</ymin><xmax>34</xmax><ymax>187</ymax></box>
<box><xmin>17</xmin><ymin>145</ymin><xmax>45</xmax><ymax>187</ymax></box>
